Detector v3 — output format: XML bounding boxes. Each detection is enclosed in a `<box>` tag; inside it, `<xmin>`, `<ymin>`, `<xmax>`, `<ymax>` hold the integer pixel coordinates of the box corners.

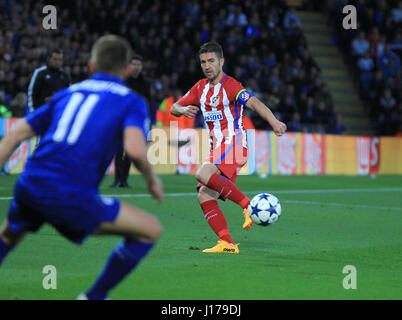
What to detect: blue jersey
<box><xmin>19</xmin><ymin>72</ymin><xmax>150</xmax><ymax>195</ymax></box>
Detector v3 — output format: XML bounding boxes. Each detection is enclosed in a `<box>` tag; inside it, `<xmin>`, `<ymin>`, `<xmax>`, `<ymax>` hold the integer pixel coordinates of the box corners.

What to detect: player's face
<box><xmin>131</xmin><ymin>59</ymin><xmax>143</xmax><ymax>78</ymax></box>
<box><xmin>49</xmin><ymin>53</ymin><xmax>63</xmax><ymax>69</ymax></box>
<box><xmin>200</xmin><ymin>52</ymin><xmax>224</xmax><ymax>82</ymax></box>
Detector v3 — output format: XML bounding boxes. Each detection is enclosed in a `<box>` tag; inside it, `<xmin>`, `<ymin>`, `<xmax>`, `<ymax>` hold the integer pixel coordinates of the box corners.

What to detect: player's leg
<box><xmin>196</xmin><ymin>144</ymin><xmax>253</xmax><ymax>229</ymax></box>
<box><xmin>0</xmin><ymin>220</ymin><xmax>27</xmax><ymax>266</ymax></box>
<box><xmin>83</xmin><ymin>202</ymin><xmax>162</xmax><ymax>300</ymax></box>
<box><xmin>198</xmin><ymin>186</ymin><xmax>239</xmax><ymax>253</ymax></box>
<box><xmin>0</xmin><ymin>197</ymin><xmax>43</xmax><ymax>267</ymax></box>
<box><xmin>195</xmin><ymin>162</ymin><xmax>250</xmax><ymax>209</ymax></box>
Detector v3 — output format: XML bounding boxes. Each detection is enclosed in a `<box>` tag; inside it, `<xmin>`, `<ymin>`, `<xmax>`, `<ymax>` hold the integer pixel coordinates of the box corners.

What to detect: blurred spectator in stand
<box><xmin>314</xmin><ymin>83</ymin><xmax>334</xmax><ymax>114</ymax></box>
<box><xmin>226</xmin><ymin>5</ymin><xmax>248</xmax><ymax>28</ymax></box>
<box><xmin>264</xmin><ymin>52</ymin><xmax>277</xmax><ymax>71</ymax></box>
<box><xmin>287</xmin><ymin>111</ymin><xmax>302</xmax><ymax>132</ymax></box>
<box><xmin>292</xmin><ymin>68</ymin><xmax>308</xmax><ymax>98</ymax></box>
<box><xmin>300</xmin><ymin>48</ymin><xmax>320</xmax><ymax>72</ymax></box>
<box><xmin>315</xmin><ymin>101</ymin><xmax>332</xmax><ymax>129</ymax></box>
<box><xmin>389</xmin><ymin>30</ymin><xmax>402</xmax><ymax>53</ymax></box>
<box><xmin>283</xmin><ymin>7</ymin><xmax>301</xmax><ymax>30</ymax></box>
<box><xmin>378</xmin><ymin>44</ymin><xmax>401</xmax><ymax>81</ymax></box>
<box><xmin>0</xmin><ymin>91</ymin><xmax>12</xmax><ymax>118</ymax></box>
<box><xmin>301</xmin><ymin>96</ymin><xmax>316</xmax><ymax>125</ymax></box>
<box><xmin>278</xmin><ymin>95</ymin><xmax>296</xmax><ymax>123</ymax></box>
<box><xmin>351</xmin><ymin>31</ymin><xmax>370</xmax><ymax>63</ymax></box>
<box><xmin>330</xmin><ymin>114</ymin><xmax>347</xmax><ymax>135</ymax></box>
<box><xmin>378</xmin><ymin>88</ymin><xmax>397</xmax><ymax>135</ymax></box>
<box><xmin>367</xmin><ymin>70</ymin><xmax>386</xmax><ymax>108</ymax></box>
<box><xmin>8</xmin><ymin>92</ymin><xmax>28</xmax><ymax>117</ymax></box>
<box><xmin>267</xmin><ymin>66</ymin><xmax>282</xmax><ymax>89</ymax></box>
<box><xmin>357</xmin><ymin>52</ymin><xmax>375</xmax><ymax>98</ymax></box>
<box><xmin>368</xmin><ymin>27</ymin><xmax>381</xmax><ymax>56</ymax></box>
<box><xmin>267</xmin><ymin>84</ymin><xmax>281</xmax><ymax>107</ymax></box>
<box><xmin>391</xmin><ymin>1</ymin><xmax>402</xmax><ymax>23</ymax></box>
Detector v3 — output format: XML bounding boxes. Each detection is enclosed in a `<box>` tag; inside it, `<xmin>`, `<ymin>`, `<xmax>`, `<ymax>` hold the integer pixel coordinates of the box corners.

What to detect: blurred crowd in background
<box><xmin>328</xmin><ymin>0</ymin><xmax>402</xmax><ymax>135</ymax></box>
<box><xmin>0</xmin><ymin>0</ymin><xmax>401</xmax><ymax>135</ymax></box>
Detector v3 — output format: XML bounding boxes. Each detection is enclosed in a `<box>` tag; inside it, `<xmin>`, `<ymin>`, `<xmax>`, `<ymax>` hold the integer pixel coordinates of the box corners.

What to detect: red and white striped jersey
<box><xmin>178</xmin><ymin>73</ymin><xmax>252</xmax><ymax>149</ymax></box>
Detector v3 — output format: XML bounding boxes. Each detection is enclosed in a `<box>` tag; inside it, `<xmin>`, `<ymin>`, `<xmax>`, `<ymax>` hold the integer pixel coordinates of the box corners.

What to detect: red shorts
<box><xmin>196</xmin><ymin>143</ymin><xmax>248</xmax><ymax>197</ymax></box>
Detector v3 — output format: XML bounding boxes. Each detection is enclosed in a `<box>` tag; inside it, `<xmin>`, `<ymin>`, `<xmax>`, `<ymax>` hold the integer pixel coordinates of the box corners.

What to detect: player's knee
<box><xmin>197</xmin><ymin>188</ymin><xmax>208</xmax><ymax>203</ymax></box>
<box><xmin>145</xmin><ymin>216</ymin><xmax>163</xmax><ymax>243</ymax></box>
<box><xmin>195</xmin><ymin>169</ymin><xmax>204</xmax><ymax>184</ymax></box>
<box><xmin>198</xmin><ymin>186</ymin><xmax>218</xmax><ymax>203</ymax></box>
<box><xmin>152</xmin><ymin>218</ymin><xmax>163</xmax><ymax>241</ymax></box>
<box><xmin>195</xmin><ymin>168</ymin><xmax>212</xmax><ymax>185</ymax></box>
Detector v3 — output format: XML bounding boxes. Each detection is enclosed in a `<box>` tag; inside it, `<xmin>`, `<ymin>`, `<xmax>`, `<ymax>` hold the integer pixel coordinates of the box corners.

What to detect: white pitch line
<box><xmin>0</xmin><ymin>187</ymin><xmax>401</xmax><ymax>202</ymax></box>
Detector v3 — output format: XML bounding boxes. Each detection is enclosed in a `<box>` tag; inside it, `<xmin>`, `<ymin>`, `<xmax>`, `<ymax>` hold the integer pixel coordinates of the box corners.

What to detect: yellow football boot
<box><xmin>202</xmin><ymin>240</ymin><xmax>239</xmax><ymax>254</ymax></box>
<box><xmin>242</xmin><ymin>207</ymin><xmax>254</xmax><ymax>229</ymax></box>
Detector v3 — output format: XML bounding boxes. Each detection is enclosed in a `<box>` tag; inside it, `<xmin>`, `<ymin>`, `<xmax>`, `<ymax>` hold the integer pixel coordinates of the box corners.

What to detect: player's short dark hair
<box><xmin>198</xmin><ymin>41</ymin><xmax>224</xmax><ymax>59</ymax></box>
<box><xmin>132</xmin><ymin>53</ymin><xmax>143</xmax><ymax>62</ymax></box>
<box><xmin>91</xmin><ymin>35</ymin><xmax>133</xmax><ymax>74</ymax></box>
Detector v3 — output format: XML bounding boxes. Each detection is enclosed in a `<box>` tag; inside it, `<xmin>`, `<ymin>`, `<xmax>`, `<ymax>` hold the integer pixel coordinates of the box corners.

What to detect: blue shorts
<box><xmin>7</xmin><ymin>182</ymin><xmax>120</xmax><ymax>244</ymax></box>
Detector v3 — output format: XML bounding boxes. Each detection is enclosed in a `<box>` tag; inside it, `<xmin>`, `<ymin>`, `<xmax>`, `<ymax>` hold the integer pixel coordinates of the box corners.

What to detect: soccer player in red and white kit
<box><xmin>171</xmin><ymin>42</ymin><xmax>286</xmax><ymax>254</ymax></box>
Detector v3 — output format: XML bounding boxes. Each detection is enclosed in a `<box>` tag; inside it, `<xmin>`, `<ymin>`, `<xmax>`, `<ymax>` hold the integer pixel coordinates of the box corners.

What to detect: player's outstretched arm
<box><xmin>170</xmin><ymin>102</ymin><xmax>198</xmax><ymax>118</ymax></box>
<box><xmin>124</xmin><ymin>127</ymin><xmax>163</xmax><ymax>203</ymax></box>
<box><xmin>245</xmin><ymin>96</ymin><xmax>287</xmax><ymax>136</ymax></box>
<box><xmin>0</xmin><ymin>119</ymin><xmax>36</xmax><ymax>169</ymax></box>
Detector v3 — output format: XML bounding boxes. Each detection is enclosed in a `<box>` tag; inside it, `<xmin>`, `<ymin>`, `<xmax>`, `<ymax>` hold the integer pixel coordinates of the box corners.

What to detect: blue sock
<box><xmin>86</xmin><ymin>240</ymin><xmax>154</xmax><ymax>300</ymax></box>
<box><xmin>0</xmin><ymin>237</ymin><xmax>12</xmax><ymax>266</ymax></box>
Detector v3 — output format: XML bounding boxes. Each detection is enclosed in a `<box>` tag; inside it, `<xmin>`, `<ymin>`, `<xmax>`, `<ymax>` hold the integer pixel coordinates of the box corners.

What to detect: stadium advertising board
<box><xmin>1</xmin><ymin>120</ymin><xmax>401</xmax><ymax>175</ymax></box>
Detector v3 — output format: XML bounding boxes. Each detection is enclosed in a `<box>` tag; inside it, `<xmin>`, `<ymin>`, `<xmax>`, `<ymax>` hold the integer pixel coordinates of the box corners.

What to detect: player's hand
<box><xmin>272</xmin><ymin>120</ymin><xmax>287</xmax><ymax>136</ymax></box>
<box><xmin>148</xmin><ymin>174</ymin><xmax>164</xmax><ymax>204</ymax></box>
<box><xmin>182</xmin><ymin>105</ymin><xmax>199</xmax><ymax>119</ymax></box>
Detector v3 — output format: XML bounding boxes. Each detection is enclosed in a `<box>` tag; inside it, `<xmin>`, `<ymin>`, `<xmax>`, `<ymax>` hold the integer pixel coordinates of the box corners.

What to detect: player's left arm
<box><xmin>245</xmin><ymin>96</ymin><xmax>287</xmax><ymax>136</ymax></box>
<box><xmin>0</xmin><ymin>119</ymin><xmax>36</xmax><ymax>168</ymax></box>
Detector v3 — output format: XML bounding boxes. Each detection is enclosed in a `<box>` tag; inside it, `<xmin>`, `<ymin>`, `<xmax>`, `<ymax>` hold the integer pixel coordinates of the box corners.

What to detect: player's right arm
<box><xmin>0</xmin><ymin>119</ymin><xmax>36</xmax><ymax>169</ymax></box>
<box><xmin>170</xmin><ymin>102</ymin><xmax>199</xmax><ymax>118</ymax></box>
<box><xmin>0</xmin><ymin>101</ymin><xmax>53</xmax><ymax>168</ymax></box>
<box><xmin>170</xmin><ymin>82</ymin><xmax>199</xmax><ymax>118</ymax></box>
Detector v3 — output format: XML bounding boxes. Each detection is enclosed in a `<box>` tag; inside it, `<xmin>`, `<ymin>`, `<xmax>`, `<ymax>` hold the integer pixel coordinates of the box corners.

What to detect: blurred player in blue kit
<box><xmin>0</xmin><ymin>35</ymin><xmax>163</xmax><ymax>300</ymax></box>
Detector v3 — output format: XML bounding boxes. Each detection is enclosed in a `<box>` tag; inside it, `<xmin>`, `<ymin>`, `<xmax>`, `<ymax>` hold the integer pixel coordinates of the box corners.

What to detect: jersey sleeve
<box><xmin>25</xmin><ymin>102</ymin><xmax>52</xmax><ymax>136</ymax></box>
<box><xmin>123</xmin><ymin>95</ymin><xmax>151</xmax><ymax>140</ymax></box>
<box><xmin>177</xmin><ymin>81</ymin><xmax>200</xmax><ymax>106</ymax></box>
<box><xmin>226</xmin><ymin>78</ymin><xmax>253</xmax><ymax>105</ymax></box>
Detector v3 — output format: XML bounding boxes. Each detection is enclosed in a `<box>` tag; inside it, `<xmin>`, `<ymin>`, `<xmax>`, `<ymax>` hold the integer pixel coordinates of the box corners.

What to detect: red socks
<box><xmin>206</xmin><ymin>174</ymin><xmax>250</xmax><ymax>208</ymax></box>
<box><xmin>200</xmin><ymin>200</ymin><xmax>234</xmax><ymax>245</ymax></box>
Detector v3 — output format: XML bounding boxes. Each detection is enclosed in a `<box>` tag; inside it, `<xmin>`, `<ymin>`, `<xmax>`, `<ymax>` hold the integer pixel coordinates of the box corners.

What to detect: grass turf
<box><xmin>0</xmin><ymin>174</ymin><xmax>401</xmax><ymax>300</ymax></box>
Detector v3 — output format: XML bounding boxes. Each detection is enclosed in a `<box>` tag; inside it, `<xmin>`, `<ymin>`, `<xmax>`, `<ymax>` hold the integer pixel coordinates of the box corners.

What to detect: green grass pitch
<box><xmin>0</xmin><ymin>174</ymin><xmax>401</xmax><ymax>300</ymax></box>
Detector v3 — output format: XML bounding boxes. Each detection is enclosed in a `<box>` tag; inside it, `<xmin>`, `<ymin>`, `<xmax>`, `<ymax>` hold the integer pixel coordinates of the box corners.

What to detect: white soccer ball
<box><xmin>248</xmin><ymin>193</ymin><xmax>281</xmax><ymax>226</ymax></box>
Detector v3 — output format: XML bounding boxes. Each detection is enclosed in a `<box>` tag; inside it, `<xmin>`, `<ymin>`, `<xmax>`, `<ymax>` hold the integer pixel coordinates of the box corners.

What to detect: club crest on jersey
<box><xmin>203</xmin><ymin>110</ymin><xmax>223</xmax><ymax>122</ymax></box>
<box><xmin>210</xmin><ymin>96</ymin><xmax>220</xmax><ymax>107</ymax></box>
